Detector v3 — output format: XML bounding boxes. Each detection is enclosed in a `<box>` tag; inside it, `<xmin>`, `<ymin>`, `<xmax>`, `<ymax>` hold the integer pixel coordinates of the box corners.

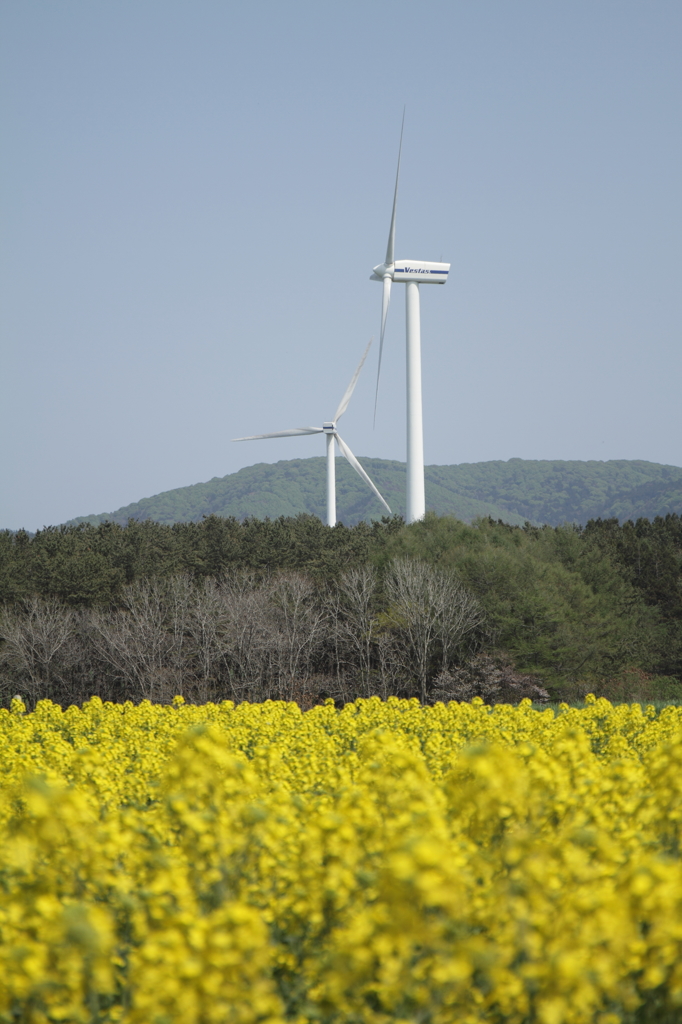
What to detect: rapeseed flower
<box><xmin>0</xmin><ymin>694</ymin><xmax>681</xmax><ymax>1021</ymax></box>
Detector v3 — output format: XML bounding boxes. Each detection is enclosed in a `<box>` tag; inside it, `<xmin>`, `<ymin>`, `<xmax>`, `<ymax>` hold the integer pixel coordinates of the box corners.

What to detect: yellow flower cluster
<box><xmin>1</xmin><ymin>694</ymin><xmax>682</xmax><ymax>1023</ymax></box>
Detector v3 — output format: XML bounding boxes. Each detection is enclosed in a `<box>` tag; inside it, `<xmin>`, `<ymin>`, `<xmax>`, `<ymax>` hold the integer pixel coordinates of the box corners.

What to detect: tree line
<box><xmin>1</xmin><ymin>512</ymin><xmax>681</xmax><ymax>706</ymax></box>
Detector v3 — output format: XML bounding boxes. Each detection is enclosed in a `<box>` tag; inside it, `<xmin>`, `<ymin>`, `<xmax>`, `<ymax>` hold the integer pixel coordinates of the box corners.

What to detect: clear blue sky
<box><xmin>2</xmin><ymin>1</ymin><xmax>681</xmax><ymax>530</ymax></box>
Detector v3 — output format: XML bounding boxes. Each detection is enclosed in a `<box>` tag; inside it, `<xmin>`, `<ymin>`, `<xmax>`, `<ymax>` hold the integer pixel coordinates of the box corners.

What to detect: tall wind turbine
<box><xmin>232</xmin><ymin>341</ymin><xmax>391</xmax><ymax>527</ymax></box>
<box><xmin>371</xmin><ymin>117</ymin><xmax>450</xmax><ymax>523</ymax></box>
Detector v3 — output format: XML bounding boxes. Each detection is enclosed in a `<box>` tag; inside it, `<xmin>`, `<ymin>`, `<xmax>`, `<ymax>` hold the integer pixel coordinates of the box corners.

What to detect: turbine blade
<box><xmin>336</xmin><ymin>434</ymin><xmax>391</xmax><ymax>513</ymax></box>
<box><xmin>232</xmin><ymin>427</ymin><xmax>323</xmax><ymax>441</ymax></box>
<box><xmin>373</xmin><ymin>275</ymin><xmax>392</xmax><ymax>425</ymax></box>
<box><xmin>384</xmin><ymin>108</ymin><xmax>405</xmax><ymax>267</ymax></box>
<box><xmin>334</xmin><ymin>338</ymin><xmax>372</xmax><ymax>423</ymax></box>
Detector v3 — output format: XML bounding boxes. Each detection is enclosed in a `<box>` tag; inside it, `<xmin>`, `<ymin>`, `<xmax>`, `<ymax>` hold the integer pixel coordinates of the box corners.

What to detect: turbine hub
<box><xmin>370</xmin><ymin>262</ymin><xmax>394</xmax><ymax>282</ymax></box>
<box><xmin>323</xmin><ymin>422</ymin><xmax>335</xmax><ymax>433</ymax></box>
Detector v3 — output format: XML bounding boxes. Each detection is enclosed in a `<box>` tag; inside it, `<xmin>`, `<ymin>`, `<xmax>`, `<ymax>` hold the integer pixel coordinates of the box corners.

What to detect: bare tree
<box><xmin>88</xmin><ymin>576</ymin><xmax>192</xmax><ymax>703</ymax></box>
<box><xmin>182</xmin><ymin>577</ymin><xmax>230</xmax><ymax>703</ymax></box>
<box><xmin>0</xmin><ymin>597</ymin><xmax>79</xmax><ymax>702</ymax></box>
<box><xmin>384</xmin><ymin>559</ymin><xmax>485</xmax><ymax>703</ymax></box>
<box><xmin>260</xmin><ymin>572</ymin><xmax>328</xmax><ymax>700</ymax></box>
<box><xmin>373</xmin><ymin>627</ymin><xmax>406</xmax><ymax>699</ymax></box>
<box><xmin>330</xmin><ymin>565</ymin><xmax>403</xmax><ymax>697</ymax></box>
<box><xmin>335</xmin><ymin>566</ymin><xmax>378</xmax><ymax>687</ymax></box>
<box><xmin>213</xmin><ymin>572</ymin><xmax>271</xmax><ymax>700</ymax></box>
<box><xmin>0</xmin><ymin>560</ymin><xmax>486</xmax><ymax>710</ymax></box>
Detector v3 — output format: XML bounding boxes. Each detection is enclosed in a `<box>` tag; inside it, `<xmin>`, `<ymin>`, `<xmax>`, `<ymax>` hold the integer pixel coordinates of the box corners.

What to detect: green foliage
<box><xmin>370</xmin><ymin>513</ymin><xmax>659</xmax><ymax>687</ymax></box>
<box><xmin>583</xmin><ymin>515</ymin><xmax>682</xmax><ymax>676</ymax></box>
<box><xmin>65</xmin><ymin>457</ymin><xmax>682</xmax><ymax>529</ymax></box>
<box><xmin>0</xmin><ymin>515</ymin><xmax>403</xmax><ymax>606</ymax></box>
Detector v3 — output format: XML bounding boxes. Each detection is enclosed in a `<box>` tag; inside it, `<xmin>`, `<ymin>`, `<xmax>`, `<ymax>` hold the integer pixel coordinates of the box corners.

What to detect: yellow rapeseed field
<box><xmin>1</xmin><ymin>695</ymin><xmax>682</xmax><ymax>1024</ymax></box>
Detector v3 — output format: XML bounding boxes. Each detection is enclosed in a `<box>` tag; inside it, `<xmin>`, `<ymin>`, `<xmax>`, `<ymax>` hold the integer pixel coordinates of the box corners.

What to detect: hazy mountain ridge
<box><xmin>66</xmin><ymin>458</ymin><xmax>682</xmax><ymax>529</ymax></box>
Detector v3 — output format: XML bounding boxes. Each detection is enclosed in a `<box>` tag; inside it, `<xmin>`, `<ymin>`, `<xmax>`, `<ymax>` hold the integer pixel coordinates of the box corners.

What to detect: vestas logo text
<box><xmin>396</xmin><ymin>267</ymin><xmax>448</xmax><ymax>275</ymax></box>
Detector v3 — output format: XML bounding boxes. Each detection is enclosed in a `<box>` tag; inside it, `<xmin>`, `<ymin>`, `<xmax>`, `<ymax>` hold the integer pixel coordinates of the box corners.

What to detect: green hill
<box><xmin>67</xmin><ymin>457</ymin><xmax>682</xmax><ymax>529</ymax></box>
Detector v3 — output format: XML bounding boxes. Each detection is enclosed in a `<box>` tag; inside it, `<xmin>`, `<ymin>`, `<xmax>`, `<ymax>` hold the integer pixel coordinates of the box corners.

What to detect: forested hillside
<box><xmin>2</xmin><ymin>512</ymin><xmax>681</xmax><ymax>705</ymax></box>
<box><xmin>67</xmin><ymin>457</ymin><xmax>682</xmax><ymax>529</ymax></box>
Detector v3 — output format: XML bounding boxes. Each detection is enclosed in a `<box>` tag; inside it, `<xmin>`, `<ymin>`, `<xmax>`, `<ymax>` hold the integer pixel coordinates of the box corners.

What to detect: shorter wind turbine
<box><xmin>232</xmin><ymin>341</ymin><xmax>391</xmax><ymax>526</ymax></box>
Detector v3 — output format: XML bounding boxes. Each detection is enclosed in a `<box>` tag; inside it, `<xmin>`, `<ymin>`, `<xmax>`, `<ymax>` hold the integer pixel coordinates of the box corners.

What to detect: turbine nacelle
<box><xmin>322</xmin><ymin>422</ymin><xmax>335</xmax><ymax>433</ymax></box>
<box><xmin>393</xmin><ymin>259</ymin><xmax>450</xmax><ymax>283</ymax></box>
<box><xmin>371</xmin><ymin>259</ymin><xmax>450</xmax><ymax>283</ymax></box>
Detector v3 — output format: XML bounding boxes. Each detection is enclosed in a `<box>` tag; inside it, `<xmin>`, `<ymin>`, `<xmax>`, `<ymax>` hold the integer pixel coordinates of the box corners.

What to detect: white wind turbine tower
<box><xmin>371</xmin><ymin>117</ymin><xmax>450</xmax><ymax>523</ymax></box>
<box><xmin>232</xmin><ymin>341</ymin><xmax>391</xmax><ymax>527</ymax></box>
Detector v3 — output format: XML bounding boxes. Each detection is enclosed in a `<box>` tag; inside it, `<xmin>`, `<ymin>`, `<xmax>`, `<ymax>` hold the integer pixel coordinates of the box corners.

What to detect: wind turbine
<box><xmin>232</xmin><ymin>341</ymin><xmax>391</xmax><ymax>527</ymax></box>
<box><xmin>371</xmin><ymin>117</ymin><xmax>450</xmax><ymax>523</ymax></box>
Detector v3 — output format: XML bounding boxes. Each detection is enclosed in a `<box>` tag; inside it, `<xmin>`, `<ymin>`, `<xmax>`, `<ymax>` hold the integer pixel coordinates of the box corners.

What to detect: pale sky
<box><xmin>2</xmin><ymin>1</ymin><xmax>681</xmax><ymax>531</ymax></box>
